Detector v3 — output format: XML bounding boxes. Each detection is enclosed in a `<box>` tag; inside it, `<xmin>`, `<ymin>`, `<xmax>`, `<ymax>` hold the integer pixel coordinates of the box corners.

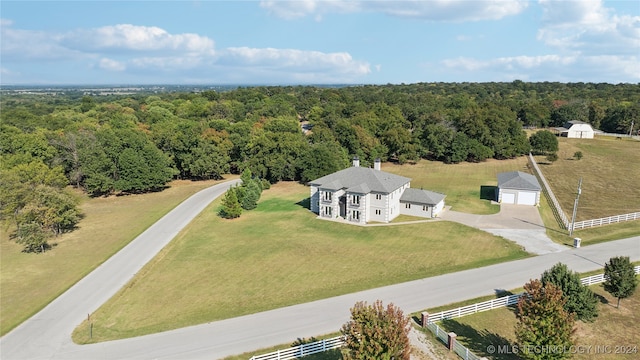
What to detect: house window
<box><xmin>352</xmin><ymin>210</ymin><xmax>360</xmax><ymax>220</ymax></box>
<box><xmin>352</xmin><ymin>195</ymin><xmax>360</xmax><ymax>205</ymax></box>
<box><xmin>375</xmin><ymin>194</ymin><xmax>382</xmax><ymax>200</ymax></box>
<box><xmin>405</xmin><ymin>203</ymin><xmax>411</xmax><ymax>209</ymax></box>
<box><xmin>324</xmin><ymin>206</ymin><xmax>332</xmax><ymax>216</ymax></box>
<box><xmin>375</xmin><ymin>209</ymin><xmax>381</xmax><ymax>215</ymax></box>
<box><xmin>423</xmin><ymin>205</ymin><xmax>428</xmax><ymax>211</ymax></box>
<box><xmin>323</xmin><ymin>191</ymin><xmax>332</xmax><ymax>201</ymax></box>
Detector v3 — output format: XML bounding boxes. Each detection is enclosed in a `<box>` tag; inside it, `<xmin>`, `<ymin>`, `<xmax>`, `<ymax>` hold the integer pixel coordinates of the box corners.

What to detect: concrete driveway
<box><xmin>440</xmin><ymin>204</ymin><xmax>568</xmax><ymax>254</ymax></box>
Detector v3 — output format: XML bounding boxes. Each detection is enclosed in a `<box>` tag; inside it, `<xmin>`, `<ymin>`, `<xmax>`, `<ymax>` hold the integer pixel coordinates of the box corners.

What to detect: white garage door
<box><xmin>501</xmin><ymin>192</ymin><xmax>515</xmax><ymax>204</ymax></box>
<box><xmin>517</xmin><ymin>191</ymin><xmax>537</xmax><ymax>205</ymax></box>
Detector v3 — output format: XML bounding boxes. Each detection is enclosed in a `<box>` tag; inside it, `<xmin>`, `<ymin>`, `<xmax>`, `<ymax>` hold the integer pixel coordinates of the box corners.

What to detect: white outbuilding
<box><xmin>496</xmin><ymin>171</ymin><xmax>541</xmax><ymax>206</ymax></box>
<box><xmin>555</xmin><ymin>121</ymin><xmax>595</xmax><ymax>139</ymax></box>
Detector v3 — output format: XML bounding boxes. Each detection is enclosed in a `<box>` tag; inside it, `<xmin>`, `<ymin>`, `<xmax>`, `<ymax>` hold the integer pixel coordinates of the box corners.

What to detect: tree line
<box><xmin>2</xmin><ymin>82</ymin><xmax>639</xmax><ymax>250</ymax></box>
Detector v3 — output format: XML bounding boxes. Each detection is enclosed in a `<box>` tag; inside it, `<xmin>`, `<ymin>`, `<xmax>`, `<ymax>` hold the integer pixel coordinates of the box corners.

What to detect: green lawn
<box><xmin>0</xmin><ymin>178</ymin><xmax>234</xmax><ymax>336</ymax></box>
<box><xmin>434</xmin><ymin>278</ymin><xmax>640</xmax><ymax>360</ymax></box>
<box><xmin>72</xmin><ymin>181</ymin><xmax>529</xmax><ymax>343</ymax></box>
<box><xmin>383</xmin><ymin>157</ymin><xmax>530</xmax><ymax>215</ymax></box>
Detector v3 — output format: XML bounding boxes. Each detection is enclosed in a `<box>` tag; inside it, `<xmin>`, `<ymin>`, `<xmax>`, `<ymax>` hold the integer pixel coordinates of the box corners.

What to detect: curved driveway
<box><xmin>1</xmin><ymin>180</ymin><xmax>639</xmax><ymax>360</ymax></box>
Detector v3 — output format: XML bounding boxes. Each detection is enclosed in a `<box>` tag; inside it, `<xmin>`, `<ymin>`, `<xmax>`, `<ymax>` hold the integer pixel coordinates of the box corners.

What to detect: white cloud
<box><xmin>439</xmin><ymin>54</ymin><xmax>637</xmax><ymax>82</ymax></box>
<box><xmin>61</xmin><ymin>24</ymin><xmax>215</xmax><ymax>56</ymax></box>
<box><xmin>260</xmin><ymin>0</ymin><xmax>528</xmax><ymax>21</ymax></box>
<box><xmin>537</xmin><ymin>0</ymin><xmax>640</xmax><ymax>56</ymax></box>
<box><xmin>99</xmin><ymin>58</ymin><xmax>126</xmax><ymax>72</ymax></box>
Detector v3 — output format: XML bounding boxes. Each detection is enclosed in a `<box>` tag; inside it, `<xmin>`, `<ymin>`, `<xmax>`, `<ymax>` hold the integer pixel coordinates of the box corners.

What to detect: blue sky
<box><xmin>1</xmin><ymin>0</ymin><xmax>638</xmax><ymax>85</ymax></box>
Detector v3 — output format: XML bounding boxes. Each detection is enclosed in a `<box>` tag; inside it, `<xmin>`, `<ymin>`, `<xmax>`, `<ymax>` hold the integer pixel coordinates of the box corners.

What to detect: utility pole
<box><xmin>569</xmin><ymin>177</ymin><xmax>582</xmax><ymax>236</ymax></box>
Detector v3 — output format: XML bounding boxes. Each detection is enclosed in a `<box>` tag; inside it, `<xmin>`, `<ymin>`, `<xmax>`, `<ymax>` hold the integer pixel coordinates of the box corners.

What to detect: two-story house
<box><xmin>308</xmin><ymin>158</ymin><xmax>446</xmax><ymax>224</ymax></box>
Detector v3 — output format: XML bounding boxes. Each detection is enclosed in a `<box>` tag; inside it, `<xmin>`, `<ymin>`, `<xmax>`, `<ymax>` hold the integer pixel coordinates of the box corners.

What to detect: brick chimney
<box><xmin>352</xmin><ymin>156</ymin><xmax>360</xmax><ymax>167</ymax></box>
<box><xmin>374</xmin><ymin>158</ymin><xmax>381</xmax><ymax>171</ymax></box>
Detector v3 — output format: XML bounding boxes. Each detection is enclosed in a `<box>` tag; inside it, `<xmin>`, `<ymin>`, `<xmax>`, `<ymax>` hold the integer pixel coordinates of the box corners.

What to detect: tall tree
<box><xmin>341</xmin><ymin>300</ymin><xmax>410</xmax><ymax>360</ymax></box>
<box><xmin>604</xmin><ymin>256</ymin><xmax>638</xmax><ymax>309</ymax></box>
<box><xmin>540</xmin><ymin>263</ymin><xmax>598</xmax><ymax>321</ymax></box>
<box><xmin>219</xmin><ymin>188</ymin><xmax>242</xmax><ymax>219</ymax></box>
<box><xmin>515</xmin><ymin>279</ymin><xmax>575</xmax><ymax>360</ymax></box>
<box><xmin>529</xmin><ymin>130</ymin><xmax>558</xmax><ymax>155</ymax></box>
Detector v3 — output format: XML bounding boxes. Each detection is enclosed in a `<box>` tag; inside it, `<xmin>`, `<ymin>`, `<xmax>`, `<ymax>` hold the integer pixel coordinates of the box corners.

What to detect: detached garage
<box><xmin>496</xmin><ymin>171</ymin><xmax>541</xmax><ymax>206</ymax></box>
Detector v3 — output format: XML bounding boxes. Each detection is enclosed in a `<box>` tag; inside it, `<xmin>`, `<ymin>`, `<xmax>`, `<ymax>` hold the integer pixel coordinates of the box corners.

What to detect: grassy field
<box><xmin>0</xmin><ymin>178</ymin><xmax>233</xmax><ymax>336</ymax></box>
<box><xmin>537</xmin><ymin>190</ymin><xmax>640</xmax><ymax>247</ymax></box>
<box><xmin>72</xmin><ymin>181</ymin><xmax>529</xmax><ymax>343</ymax></box>
<box><xmin>535</xmin><ymin>136</ymin><xmax>640</xmax><ymax>222</ymax></box>
<box><xmin>435</xmin><ymin>279</ymin><xmax>640</xmax><ymax>360</ymax></box>
<box><xmin>383</xmin><ymin>157</ymin><xmax>530</xmax><ymax>215</ymax></box>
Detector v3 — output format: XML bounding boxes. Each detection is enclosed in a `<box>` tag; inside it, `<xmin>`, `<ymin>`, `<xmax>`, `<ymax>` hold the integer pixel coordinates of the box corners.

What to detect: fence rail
<box><xmin>250</xmin><ymin>267</ymin><xmax>640</xmax><ymax>360</ymax></box>
<box><xmin>528</xmin><ymin>153</ymin><xmax>570</xmax><ymax>229</ymax></box>
<box><xmin>453</xmin><ymin>340</ymin><xmax>483</xmax><ymax>360</ymax></box>
<box><xmin>572</xmin><ymin>212</ymin><xmax>640</xmax><ymax>230</ymax></box>
<box><xmin>249</xmin><ymin>336</ymin><xmax>344</xmax><ymax>360</ymax></box>
<box><xmin>427</xmin><ymin>266</ymin><xmax>640</xmax><ymax>324</ymax></box>
<box><xmin>528</xmin><ymin>153</ymin><xmax>639</xmax><ymax>231</ymax></box>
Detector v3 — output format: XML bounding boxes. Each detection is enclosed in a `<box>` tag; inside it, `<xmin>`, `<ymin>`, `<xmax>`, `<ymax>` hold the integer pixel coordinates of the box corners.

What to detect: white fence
<box><xmin>249</xmin><ymin>267</ymin><xmax>640</xmax><ymax>360</ymax></box>
<box><xmin>427</xmin><ymin>322</ymin><xmax>482</xmax><ymax>360</ymax></box>
<box><xmin>572</xmin><ymin>212</ymin><xmax>640</xmax><ymax>231</ymax></box>
<box><xmin>528</xmin><ymin>153</ymin><xmax>570</xmax><ymax>229</ymax></box>
<box><xmin>249</xmin><ymin>336</ymin><xmax>344</xmax><ymax>360</ymax></box>
<box><xmin>528</xmin><ymin>153</ymin><xmax>639</xmax><ymax>231</ymax></box>
<box><xmin>427</xmin><ymin>294</ymin><xmax>522</xmax><ymax>323</ymax></box>
<box><xmin>426</xmin><ymin>266</ymin><xmax>640</xmax><ymax>324</ymax></box>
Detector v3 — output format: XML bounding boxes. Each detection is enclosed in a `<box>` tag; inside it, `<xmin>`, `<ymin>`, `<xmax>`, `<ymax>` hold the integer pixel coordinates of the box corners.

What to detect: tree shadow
<box><xmin>480</xmin><ymin>186</ymin><xmax>497</xmax><ymax>201</ymax></box>
<box><xmin>495</xmin><ymin>289</ymin><xmax>516</xmax><ymax>297</ymax></box>
<box><xmin>441</xmin><ymin>318</ymin><xmax>520</xmax><ymax>360</ymax></box>
<box><xmin>296</xmin><ymin>197</ymin><xmax>311</xmax><ymax>210</ymax></box>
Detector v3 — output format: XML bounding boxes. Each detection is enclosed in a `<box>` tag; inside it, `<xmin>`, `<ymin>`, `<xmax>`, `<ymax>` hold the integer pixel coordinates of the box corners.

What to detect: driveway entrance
<box><xmin>439</xmin><ymin>204</ymin><xmax>567</xmax><ymax>254</ymax></box>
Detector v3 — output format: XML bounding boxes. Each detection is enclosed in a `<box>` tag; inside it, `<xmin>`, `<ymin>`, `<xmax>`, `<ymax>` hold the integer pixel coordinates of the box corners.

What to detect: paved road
<box><xmin>1</xmin><ymin>181</ymin><xmax>638</xmax><ymax>360</ymax></box>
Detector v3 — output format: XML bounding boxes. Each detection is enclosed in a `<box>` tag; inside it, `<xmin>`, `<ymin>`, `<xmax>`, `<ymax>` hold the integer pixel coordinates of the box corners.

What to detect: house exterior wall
<box><xmin>401</xmin><ymin>202</ymin><xmax>433</xmax><ymax>218</ymax></box>
<box><xmin>432</xmin><ymin>200</ymin><xmax>445</xmax><ymax>216</ymax></box>
<box><xmin>368</xmin><ymin>192</ymin><xmax>389</xmax><ymax>222</ymax></box>
<box><xmin>311</xmin><ymin>181</ymin><xmax>413</xmax><ymax>224</ymax></box>
<box><xmin>387</xmin><ymin>183</ymin><xmax>410</xmax><ymax>222</ymax></box>
<box><xmin>346</xmin><ymin>191</ymin><xmax>367</xmax><ymax>224</ymax></box>
<box><xmin>310</xmin><ymin>186</ymin><xmax>319</xmax><ymax>214</ymax></box>
<box><xmin>318</xmin><ymin>188</ymin><xmax>344</xmax><ymax>219</ymax></box>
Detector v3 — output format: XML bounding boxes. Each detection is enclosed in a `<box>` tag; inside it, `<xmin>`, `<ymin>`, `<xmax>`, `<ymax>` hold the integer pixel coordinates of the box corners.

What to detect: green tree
<box><xmin>15</xmin><ymin>222</ymin><xmax>50</xmax><ymax>253</ymax></box>
<box><xmin>540</xmin><ymin>263</ymin><xmax>598</xmax><ymax>321</ymax></box>
<box><xmin>341</xmin><ymin>300</ymin><xmax>410</xmax><ymax>360</ymax></box>
<box><xmin>529</xmin><ymin>130</ymin><xmax>558</xmax><ymax>155</ymax></box>
<box><xmin>515</xmin><ymin>279</ymin><xmax>575</xmax><ymax>360</ymax></box>
<box><xmin>604</xmin><ymin>256</ymin><xmax>638</xmax><ymax>309</ymax></box>
<box><xmin>546</xmin><ymin>152</ymin><xmax>559</xmax><ymax>163</ymax></box>
<box><xmin>219</xmin><ymin>188</ymin><xmax>242</xmax><ymax>219</ymax></box>
<box><xmin>573</xmin><ymin>151</ymin><xmax>583</xmax><ymax>160</ymax></box>
<box><xmin>241</xmin><ymin>180</ymin><xmax>261</xmax><ymax>210</ymax></box>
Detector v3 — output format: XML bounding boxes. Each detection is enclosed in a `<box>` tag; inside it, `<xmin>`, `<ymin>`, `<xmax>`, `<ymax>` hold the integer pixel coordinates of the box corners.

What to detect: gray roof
<box><xmin>497</xmin><ymin>171</ymin><xmax>541</xmax><ymax>191</ymax></box>
<box><xmin>400</xmin><ymin>188</ymin><xmax>446</xmax><ymax>205</ymax></box>
<box><xmin>308</xmin><ymin>167</ymin><xmax>410</xmax><ymax>194</ymax></box>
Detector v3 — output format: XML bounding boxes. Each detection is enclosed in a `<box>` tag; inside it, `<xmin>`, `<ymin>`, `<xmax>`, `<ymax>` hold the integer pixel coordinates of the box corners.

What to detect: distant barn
<box><xmin>553</xmin><ymin>121</ymin><xmax>595</xmax><ymax>139</ymax></box>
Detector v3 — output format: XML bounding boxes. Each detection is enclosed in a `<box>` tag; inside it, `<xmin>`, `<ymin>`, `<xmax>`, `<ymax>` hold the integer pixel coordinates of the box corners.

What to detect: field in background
<box><xmin>72</xmin><ymin>181</ymin><xmax>528</xmax><ymax>343</ymax></box>
<box><xmin>383</xmin><ymin>157</ymin><xmax>530</xmax><ymax>215</ymax></box>
<box><xmin>0</xmin><ymin>178</ymin><xmax>234</xmax><ymax>335</ymax></box>
<box><xmin>535</xmin><ymin>137</ymin><xmax>640</xmax><ymax>222</ymax></box>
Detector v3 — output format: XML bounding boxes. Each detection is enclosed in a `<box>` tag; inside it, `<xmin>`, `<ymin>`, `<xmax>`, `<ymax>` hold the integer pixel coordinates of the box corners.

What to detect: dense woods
<box><xmin>2</xmin><ymin>82</ymin><xmax>639</xmax><ymax>250</ymax></box>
